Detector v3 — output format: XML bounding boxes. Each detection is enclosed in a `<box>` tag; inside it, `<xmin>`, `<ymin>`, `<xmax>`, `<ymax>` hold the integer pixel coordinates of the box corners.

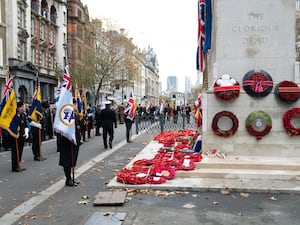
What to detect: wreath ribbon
<box><xmin>278</xmin><ymin>87</ymin><xmax>300</xmax><ymax>93</ymax></box>
<box><xmin>243</xmin><ymin>80</ymin><xmax>273</xmax><ymax>93</ymax></box>
<box><xmin>214</xmin><ymin>85</ymin><xmax>240</xmax><ymax>92</ymax></box>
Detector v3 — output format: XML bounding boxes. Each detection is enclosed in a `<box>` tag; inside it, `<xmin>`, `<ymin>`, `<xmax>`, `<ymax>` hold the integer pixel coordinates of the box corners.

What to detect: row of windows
<box><xmin>31</xmin><ymin>47</ymin><xmax>56</xmax><ymax>69</ymax></box>
<box><xmin>31</xmin><ymin>18</ymin><xmax>56</xmax><ymax>43</ymax></box>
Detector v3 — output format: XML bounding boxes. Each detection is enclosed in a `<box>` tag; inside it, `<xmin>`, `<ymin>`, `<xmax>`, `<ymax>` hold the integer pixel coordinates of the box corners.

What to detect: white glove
<box><xmin>23</xmin><ymin>127</ymin><xmax>29</xmax><ymax>139</ymax></box>
<box><xmin>29</xmin><ymin>121</ymin><xmax>42</xmax><ymax>129</ymax></box>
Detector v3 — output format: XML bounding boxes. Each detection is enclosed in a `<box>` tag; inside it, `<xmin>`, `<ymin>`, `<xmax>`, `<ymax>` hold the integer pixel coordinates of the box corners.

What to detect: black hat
<box><xmin>42</xmin><ymin>101</ymin><xmax>50</xmax><ymax>108</ymax></box>
<box><xmin>17</xmin><ymin>101</ymin><xmax>24</xmax><ymax>108</ymax></box>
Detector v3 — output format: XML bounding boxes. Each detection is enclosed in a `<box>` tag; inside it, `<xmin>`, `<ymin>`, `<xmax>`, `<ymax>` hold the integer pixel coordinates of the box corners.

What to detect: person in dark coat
<box><xmin>86</xmin><ymin>106</ymin><xmax>94</xmax><ymax>139</ymax></box>
<box><xmin>100</xmin><ymin>101</ymin><xmax>117</xmax><ymax>149</ymax></box>
<box><xmin>10</xmin><ymin>101</ymin><xmax>30</xmax><ymax>172</ymax></box>
<box><xmin>95</xmin><ymin>105</ymin><xmax>102</xmax><ymax>136</ymax></box>
<box><xmin>58</xmin><ymin>101</ymin><xmax>82</xmax><ymax>187</ymax></box>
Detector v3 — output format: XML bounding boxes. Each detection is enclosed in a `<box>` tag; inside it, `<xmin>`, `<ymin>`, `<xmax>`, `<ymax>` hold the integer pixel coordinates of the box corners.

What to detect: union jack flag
<box><xmin>124</xmin><ymin>91</ymin><xmax>136</xmax><ymax>121</ymax></box>
<box><xmin>3</xmin><ymin>71</ymin><xmax>13</xmax><ymax>100</ymax></box>
<box><xmin>196</xmin><ymin>0</ymin><xmax>206</xmax><ymax>72</ymax></box>
<box><xmin>62</xmin><ymin>65</ymin><xmax>71</xmax><ymax>91</ymax></box>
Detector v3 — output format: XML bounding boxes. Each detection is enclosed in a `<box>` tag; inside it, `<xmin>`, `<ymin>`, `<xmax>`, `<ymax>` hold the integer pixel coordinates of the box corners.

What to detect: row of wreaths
<box><xmin>214</xmin><ymin>70</ymin><xmax>300</xmax><ymax>103</ymax></box>
<box><xmin>212</xmin><ymin>108</ymin><xmax>300</xmax><ymax>140</ymax></box>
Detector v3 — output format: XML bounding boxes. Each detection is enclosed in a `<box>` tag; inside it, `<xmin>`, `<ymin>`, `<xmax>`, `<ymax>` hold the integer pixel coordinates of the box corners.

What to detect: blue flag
<box><xmin>203</xmin><ymin>0</ymin><xmax>212</xmax><ymax>54</ymax></box>
<box><xmin>28</xmin><ymin>76</ymin><xmax>43</xmax><ymax>123</ymax></box>
<box><xmin>0</xmin><ymin>70</ymin><xmax>19</xmax><ymax>138</ymax></box>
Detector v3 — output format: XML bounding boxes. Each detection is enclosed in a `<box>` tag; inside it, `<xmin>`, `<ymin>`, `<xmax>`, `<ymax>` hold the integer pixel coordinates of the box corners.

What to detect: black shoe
<box><xmin>65</xmin><ymin>180</ymin><xmax>77</xmax><ymax>187</ymax></box>
<box><xmin>127</xmin><ymin>140</ymin><xmax>133</xmax><ymax>143</ymax></box>
<box><xmin>34</xmin><ymin>157</ymin><xmax>47</xmax><ymax>161</ymax></box>
<box><xmin>109</xmin><ymin>142</ymin><xmax>112</xmax><ymax>149</ymax></box>
<box><xmin>104</xmin><ymin>145</ymin><xmax>108</xmax><ymax>149</ymax></box>
<box><xmin>74</xmin><ymin>180</ymin><xmax>80</xmax><ymax>185</ymax></box>
<box><xmin>12</xmin><ymin>168</ymin><xmax>26</xmax><ymax>172</ymax></box>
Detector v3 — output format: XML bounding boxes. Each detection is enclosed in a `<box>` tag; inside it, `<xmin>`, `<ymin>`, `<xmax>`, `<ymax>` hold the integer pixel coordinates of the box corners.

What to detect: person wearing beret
<box><xmin>10</xmin><ymin>101</ymin><xmax>30</xmax><ymax>172</ymax></box>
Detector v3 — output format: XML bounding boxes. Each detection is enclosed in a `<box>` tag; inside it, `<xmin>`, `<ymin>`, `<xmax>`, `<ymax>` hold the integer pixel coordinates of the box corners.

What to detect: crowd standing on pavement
<box><xmin>0</xmin><ymin>98</ymin><xmax>198</xmax><ymax>186</ymax></box>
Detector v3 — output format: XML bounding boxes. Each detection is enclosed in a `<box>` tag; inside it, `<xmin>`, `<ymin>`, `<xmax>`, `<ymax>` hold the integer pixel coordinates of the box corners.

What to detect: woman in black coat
<box><xmin>59</xmin><ymin>107</ymin><xmax>82</xmax><ymax>187</ymax></box>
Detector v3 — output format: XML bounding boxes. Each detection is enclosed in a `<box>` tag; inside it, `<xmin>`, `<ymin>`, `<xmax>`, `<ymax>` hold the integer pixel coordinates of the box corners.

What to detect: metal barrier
<box><xmin>135</xmin><ymin>113</ymin><xmax>196</xmax><ymax>134</ymax></box>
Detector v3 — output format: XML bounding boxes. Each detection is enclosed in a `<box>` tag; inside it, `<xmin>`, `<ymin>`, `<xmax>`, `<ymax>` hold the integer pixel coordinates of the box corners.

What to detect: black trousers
<box><xmin>10</xmin><ymin>138</ymin><xmax>24</xmax><ymax>170</ymax></box>
<box><xmin>31</xmin><ymin>127</ymin><xmax>41</xmax><ymax>158</ymax></box>
<box><xmin>102</xmin><ymin>126</ymin><xmax>113</xmax><ymax>147</ymax></box>
<box><xmin>125</xmin><ymin>118</ymin><xmax>133</xmax><ymax>142</ymax></box>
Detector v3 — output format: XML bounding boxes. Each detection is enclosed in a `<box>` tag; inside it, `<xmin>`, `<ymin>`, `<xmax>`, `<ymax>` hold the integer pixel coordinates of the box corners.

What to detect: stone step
<box><xmin>196</xmin><ymin>156</ymin><xmax>300</xmax><ymax>171</ymax></box>
<box><xmin>175</xmin><ymin>168</ymin><xmax>300</xmax><ymax>180</ymax></box>
<box><xmin>107</xmin><ymin>176</ymin><xmax>300</xmax><ymax>194</ymax></box>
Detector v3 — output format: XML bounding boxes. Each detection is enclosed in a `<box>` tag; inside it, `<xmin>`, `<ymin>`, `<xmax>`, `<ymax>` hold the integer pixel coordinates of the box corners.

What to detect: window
<box><xmin>31</xmin><ymin>47</ymin><xmax>36</xmax><ymax>64</ymax></box>
<box><xmin>41</xmin><ymin>50</ymin><xmax>46</xmax><ymax>67</ymax></box>
<box><xmin>49</xmin><ymin>53</ymin><xmax>54</xmax><ymax>69</ymax></box>
<box><xmin>31</xmin><ymin>18</ymin><xmax>36</xmax><ymax>34</ymax></box>
<box><xmin>40</xmin><ymin>23</ymin><xmax>45</xmax><ymax>40</ymax></box>
<box><xmin>18</xmin><ymin>7</ymin><xmax>26</xmax><ymax>28</ymax></box>
<box><xmin>49</xmin><ymin>28</ymin><xmax>54</xmax><ymax>44</ymax></box>
<box><xmin>19</xmin><ymin>40</ymin><xmax>26</xmax><ymax>61</ymax></box>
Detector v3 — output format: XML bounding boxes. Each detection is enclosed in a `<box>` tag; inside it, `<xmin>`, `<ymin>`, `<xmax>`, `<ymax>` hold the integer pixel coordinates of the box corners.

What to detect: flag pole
<box><xmin>38</xmin><ymin>128</ymin><xmax>43</xmax><ymax>160</ymax></box>
<box><xmin>70</xmin><ymin>144</ymin><xmax>75</xmax><ymax>184</ymax></box>
<box><xmin>15</xmin><ymin>138</ymin><xmax>21</xmax><ymax>172</ymax></box>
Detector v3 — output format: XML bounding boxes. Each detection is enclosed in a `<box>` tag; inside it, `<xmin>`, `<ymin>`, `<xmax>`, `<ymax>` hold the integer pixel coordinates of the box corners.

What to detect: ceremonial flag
<box><xmin>55</xmin><ymin>76</ymin><xmax>62</xmax><ymax>104</ymax></box>
<box><xmin>75</xmin><ymin>82</ymin><xmax>83</xmax><ymax>116</ymax></box>
<box><xmin>196</xmin><ymin>0</ymin><xmax>206</xmax><ymax>72</ymax></box>
<box><xmin>124</xmin><ymin>90</ymin><xmax>136</xmax><ymax>120</ymax></box>
<box><xmin>28</xmin><ymin>76</ymin><xmax>43</xmax><ymax>123</ymax></box>
<box><xmin>203</xmin><ymin>0</ymin><xmax>212</xmax><ymax>54</ymax></box>
<box><xmin>53</xmin><ymin>65</ymin><xmax>76</xmax><ymax>144</ymax></box>
<box><xmin>0</xmin><ymin>70</ymin><xmax>19</xmax><ymax>138</ymax></box>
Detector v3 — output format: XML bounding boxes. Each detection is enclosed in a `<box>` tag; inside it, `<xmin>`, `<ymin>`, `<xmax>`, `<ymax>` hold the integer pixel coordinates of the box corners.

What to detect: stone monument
<box><xmin>202</xmin><ymin>0</ymin><xmax>300</xmax><ymax>157</ymax></box>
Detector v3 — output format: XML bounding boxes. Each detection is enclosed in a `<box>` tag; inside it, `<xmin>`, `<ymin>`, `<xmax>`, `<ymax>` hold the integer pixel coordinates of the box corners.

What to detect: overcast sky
<box><xmin>81</xmin><ymin>0</ymin><xmax>198</xmax><ymax>92</ymax></box>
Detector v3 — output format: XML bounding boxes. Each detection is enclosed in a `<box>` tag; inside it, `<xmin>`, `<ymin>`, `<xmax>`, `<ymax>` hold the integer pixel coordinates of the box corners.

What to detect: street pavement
<box><xmin>1</xmin><ymin>124</ymin><xmax>300</xmax><ymax>225</ymax></box>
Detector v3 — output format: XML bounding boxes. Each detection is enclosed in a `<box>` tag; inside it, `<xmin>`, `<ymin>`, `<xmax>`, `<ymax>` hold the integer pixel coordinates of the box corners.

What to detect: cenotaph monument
<box><xmin>202</xmin><ymin>0</ymin><xmax>300</xmax><ymax>157</ymax></box>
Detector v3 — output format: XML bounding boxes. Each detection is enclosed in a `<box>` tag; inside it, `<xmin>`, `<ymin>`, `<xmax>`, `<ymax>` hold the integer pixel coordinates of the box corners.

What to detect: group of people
<box><xmin>0</xmin><ymin>101</ymin><xmax>48</xmax><ymax>173</ymax></box>
<box><xmin>0</xmin><ymin>99</ymin><xmax>135</xmax><ymax>188</ymax></box>
<box><xmin>135</xmin><ymin>102</ymin><xmax>192</xmax><ymax>124</ymax></box>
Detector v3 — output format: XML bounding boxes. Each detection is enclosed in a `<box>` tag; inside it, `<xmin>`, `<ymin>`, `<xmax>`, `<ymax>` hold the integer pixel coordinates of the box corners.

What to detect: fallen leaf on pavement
<box><xmin>240</xmin><ymin>192</ymin><xmax>250</xmax><ymax>198</ymax></box>
<box><xmin>82</xmin><ymin>195</ymin><xmax>89</xmax><ymax>199</ymax></box>
<box><xmin>220</xmin><ymin>190</ymin><xmax>230</xmax><ymax>195</ymax></box>
<box><xmin>182</xmin><ymin>203</ymin><xmax>196</xmax><ymax>208</ymax></box>
<box><xmin>44</xmin><ymin>213</ymin><xmax>52</xmax><ymax>218</ymax></box>
<box><xmin>213</xmin><ymin>201</ymin><xmax>219</xmax><ymax>205</ymax></box>
<box><xmin>25</xmin><ymin>214</ymin><xmax>37</xmax><ymax>220</ymax></box>
<box><xmin>77</xmin><ymin>200</ymin><xmax>90</xmax><ymax>205</ymax></box>
<box><xmin>103</xmin><ymin>212</ymin><xmax>110</xmax><ymax>216</ymax></box>
<box><xmin>269</xmin><ymin>196</ymin><xmax>277</xmax><ymax>201</ymax></box>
